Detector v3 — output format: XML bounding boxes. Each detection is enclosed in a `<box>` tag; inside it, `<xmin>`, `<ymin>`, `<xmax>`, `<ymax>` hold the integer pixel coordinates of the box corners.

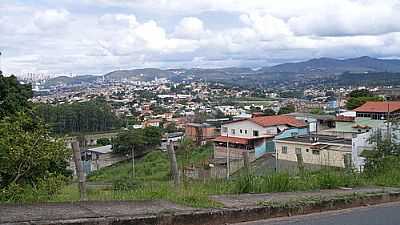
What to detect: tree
<box><xmin>348</xmin><ymin>89</ymin><xmax>373</xmax><ymax>98</ymax></box>
<box><xmin>35</xmin><ymin>99</ymin><xmax>123</xmax><ymax>134</ymax></box>
<box><xmin>263</xmin><ymin>108</ymin><xmax>276</xmax><ymax>116</ymax></box>
<box><xmin>0</xmin><ymin>113</ymin><xmax>70</xmax><ymax>188</ymax></box>
<box><xmin>310</xmin><ymin>108</ymin><xmax>325</xmax><ymax>115</ymax></box>
<box><xmin>345</xmin><ymin>96</ymin><xmax>383</xmax><ymax>110</ymax></box>
<box><xmin>278</xmin><ymin>104</ymin><xmax>295</xmax><ymax>115</ymax></box>
<box><xmin>97</xmin><ymin>138</ymin><xmax>111</xmax><ymax>146</ymax></box>
<box><xmin>164</xmin><ymin>122</ymin><xmax>178</xmax><ymax>133</ymax></box>
<box><xmin>112</xmin><ymin>127</ymin><xmax>162</xmax><ymax>157</ymax></box>
<box><xmin>0</xmin><ymin>75</ymin><xmax>33</xmax><ymax>118</ymax></box>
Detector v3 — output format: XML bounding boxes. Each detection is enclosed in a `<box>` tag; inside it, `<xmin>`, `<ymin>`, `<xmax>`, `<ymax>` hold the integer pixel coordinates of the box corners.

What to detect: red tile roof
<box><xmin>213</xmin><ymin>136</ymin><xmax>249</xmax><ymax>145</ymax></box>
<box><xmin>249</xmin><ymin>115</ymin><xmax>306</xmax><ymax>128</ymax></box>
<box><xmin>354</xmin><ymin>101</ymin><xmax>400</xmax><ymax>113</ymax></box>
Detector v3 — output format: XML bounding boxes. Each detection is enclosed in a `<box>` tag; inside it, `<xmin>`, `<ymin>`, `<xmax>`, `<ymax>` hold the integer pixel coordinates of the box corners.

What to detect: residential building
<box><xmin>213</xmin><ymin>115</ymin><xmax>308</xmax><ymax>161</ymax></box>
<box><xmin>274</xmin><ymin>135</ymin><xmax>352</xmax><ymax>168</ymax></box>
<box><xmin>185</xmin><ymin>123</ymin><xmax>217</xmax><ymax>145</ymax></box>
<box><xmin>321</xmin><ymin>102</ymin><xmax>398</xmax><ymax>138</ymax></box>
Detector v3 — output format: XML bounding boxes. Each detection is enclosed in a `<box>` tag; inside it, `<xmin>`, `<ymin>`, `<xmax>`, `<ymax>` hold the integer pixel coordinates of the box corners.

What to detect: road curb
<box><xmin>5</xmin><ymin>191</ymin><xmax>400</xmax><ymax>225</ymax></box>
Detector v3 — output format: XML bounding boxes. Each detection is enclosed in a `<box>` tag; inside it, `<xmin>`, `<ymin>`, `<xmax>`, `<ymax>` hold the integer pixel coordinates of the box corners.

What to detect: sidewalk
<box><xmin>1</xmin><ymin>187</ymin><xmax>399</xmax><ymax>225</ymax></box>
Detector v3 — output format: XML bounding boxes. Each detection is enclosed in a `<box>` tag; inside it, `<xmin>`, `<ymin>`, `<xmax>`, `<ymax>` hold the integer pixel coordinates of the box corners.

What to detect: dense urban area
<box><xmin>1</xmin><ymin>56</ymin><xmax>400</xmax><ymax>209</ymax></box>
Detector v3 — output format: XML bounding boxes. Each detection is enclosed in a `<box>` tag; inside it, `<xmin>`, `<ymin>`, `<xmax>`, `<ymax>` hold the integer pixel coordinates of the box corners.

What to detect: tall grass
<box><xmin>232</xmin><ymin>169</ymin><xmax>363</xmax><ymax>194</ymax></box>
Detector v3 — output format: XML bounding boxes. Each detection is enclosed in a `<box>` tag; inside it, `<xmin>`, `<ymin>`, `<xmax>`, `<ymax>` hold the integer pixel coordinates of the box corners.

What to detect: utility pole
<box><xmin>226</xmin><ymin>132</ymin><xmax>230</xmax><ymax>179</ymax></box>
<box><xmin>131</xmin><ymin>146</ymin><xmax>135</xmax><ymax>178</ymax></box>
<box><xmin>167</xmin><ymin>142</ymin><xmax>180</xmax><ymax>186</ymax></box>
<box><xmin>387</xmin><ymin>102</ymin><xmax>391</xmax><ymax>141</ymax></box>
<box><xmin>275</xmin><ymin>145</ymin><xmax>278</xmax><ymax>173</ymax></box>
<box><xmin>71</xmin><ymin>141</ymin><xmax>87</xmax><ymax>201</ymax></box>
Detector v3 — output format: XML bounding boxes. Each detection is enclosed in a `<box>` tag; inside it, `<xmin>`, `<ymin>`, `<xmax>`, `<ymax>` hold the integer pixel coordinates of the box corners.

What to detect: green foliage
<box><xmin>233</xmin><ymin>170</ymin><xmax>361</xmax><ymax>194</ymax></box>
<box><xmin>0</xmin><ymin>112</ymin><xmax>70</xmax><ymax>189</ymax></box>
<box><xmin>263</xmin><ymin>108</ymin><xmax>276</xmax><ymax>116</ymax></box>
<box><xmin>97</xmin><ymin>138</ymin><xmax>111</xmax><ymax>146</ymax></box>
<box><xmin>345</xmin><ymin>96</ymin><xmax>383</xmax><ymax>110</ymax></box>
<box><xmin>35</xmin><ymin>99</ymin><xmax>122</xmax><ymax>134</ymax></box>
<box><xmin>0</xmin><ymin>173</ymin><xmax>67</xmax><ymax>203</ymax></box>
<box><xmin>278</xmin><ymin>104</ymin><xmax>295</xmax><ymax>115</ymax></box>
<box><xmin>112</xmin><ymin>178</ymin><xmax>142</xmax><ymax>191</ymax></box>
<box><xmin>348</xmin><ymin>89</ymin><xmax>373</xmax><ymax>98</ymax></box>
<box><xmin>112</xmin><ymin>127</ymin><xmax>162</xmax><ymax>156</ymax></box>
<box><xmin>310</xmin><ymin>108</ymin><xmax>325</xmax><ymax>115</ymax></box>
<box><xmin>88</xmin><ymin>151</ymin><xmax>170</xmax><ymax>182</ymax></box>
<box><xmin>0</xmin><ymin>75</ymin><xmax>33</xmax><ymax>118</ymax></box>
<box><xmin>164</xmin><ymin>122</ymin><xmax>178</xmax><ymax>133</ymax></box>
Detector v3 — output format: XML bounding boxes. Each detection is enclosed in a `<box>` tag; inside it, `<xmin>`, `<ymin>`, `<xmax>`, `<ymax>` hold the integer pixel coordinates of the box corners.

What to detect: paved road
<box><xmin>231</xmin><ymin>202</ymin><xmax>400</xmax><ymax>225</ymax></box>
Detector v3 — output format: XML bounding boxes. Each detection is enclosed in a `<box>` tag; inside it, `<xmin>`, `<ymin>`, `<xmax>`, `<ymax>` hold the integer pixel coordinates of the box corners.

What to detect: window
<box><xmin>253</xmin><ymin>130</ymin><xmax>259</xmax><ymax>136</ymax></box>
<box><xmin>245</xmin><ymin>130</ymin><xmax>248</xmax><ymax>134</ymax></box>
<box><xmin>240</xmin><ymin>129</ymin><xmax>243</xmax><ymax>134</ymax></box>
<box><xmin>222</xmin><ymin>127</ymin><xmax>228</xmax><ymax>133</ymax></box>
<box><xmin>306</xmin><ymin>149</ymin><xmax>309</xmax><ymax>153</ymax></box>
<box><xmin>231</xmin><ymin>129</ymin><xmax>236</xmax><ymax>135</ymax></box>
<box><xmin>312</xmin><ymin>150</ymin><xmax>320</xmax><ymax>155</ymax></box>
<box><xmin>295</xmin><ymin>147</ymin><xmax>301</xmax><ymax>154</ymax></box>
<box><xmin>282</xmin><ymin>146</ymin><xmax>288</xmax><ymax>154</ymax></box>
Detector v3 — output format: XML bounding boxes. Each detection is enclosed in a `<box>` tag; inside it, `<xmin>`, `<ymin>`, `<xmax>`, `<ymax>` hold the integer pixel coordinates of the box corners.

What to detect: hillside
<box><xmin>43</xmin><ymin>56</ymin><xmax>400</xmax><ymax>87</ymax></box>
<box><xmin>263</xmin><ymin>56</ymin><xmax>400</xmax><ymax>74</ymax></box>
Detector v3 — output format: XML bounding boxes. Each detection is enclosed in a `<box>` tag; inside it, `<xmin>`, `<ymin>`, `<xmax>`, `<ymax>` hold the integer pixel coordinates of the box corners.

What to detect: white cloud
<box><xmin>33</xmin><ymin>9</ymin><xmax>70</xmax><ymax>30</ymax></box>
<box><xmin>2</xmin><ymin>0</ymin><xmax>400</xmax><ymax>75</ymax></box>
<box><xmin>174</xmin><ymin>17</ymin><xmax>207</xmax><ymax>39</ymax></box>
<box><xmin>240</xmin><ymin>13</ymin><xmax>292</xmax><ymax>41</ymax></box>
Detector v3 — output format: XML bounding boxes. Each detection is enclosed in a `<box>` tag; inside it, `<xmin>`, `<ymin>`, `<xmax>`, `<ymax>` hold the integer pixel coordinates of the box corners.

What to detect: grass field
<box><xmin>49</xmin><ymin>152</ymin><xmax>400</xmax><ymax>208</ymax></box>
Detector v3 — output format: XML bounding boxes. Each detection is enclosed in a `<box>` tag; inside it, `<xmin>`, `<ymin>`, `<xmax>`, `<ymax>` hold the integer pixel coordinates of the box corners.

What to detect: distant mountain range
<box><xmin>43</xmin><ymin>56</ymin><xmax>400</xmax><ymax>87</ymax></box>
<box><xmin>263</xmin><ymin>56</ymin><xmax>400</xmax><ymax>74</ymax></box>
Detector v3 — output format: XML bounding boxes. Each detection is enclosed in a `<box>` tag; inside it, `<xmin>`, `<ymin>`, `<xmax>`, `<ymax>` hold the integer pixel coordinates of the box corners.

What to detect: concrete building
<box><xmin>185</xmin><ymin>123</ymin><xmax>217</xmax><ymax>145</ymax></box>
<box><xmin>80</xmin><ymin>145</ymin><xmax>128</xmax><ymax>174</ymax></box>
<box><xmin>274</xmin><ymin>135</ymin><xmax>352</xmax><ymax>168</ymax></box>
<box><xmin>213</xmin><ymin>115</ymin><xmax>308</xmax><ymax>161</ymax></box>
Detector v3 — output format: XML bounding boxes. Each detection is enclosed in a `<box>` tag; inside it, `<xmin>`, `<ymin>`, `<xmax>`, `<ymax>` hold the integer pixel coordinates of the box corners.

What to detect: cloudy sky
<box><xmin>1</xmin><ymin>0</ymin><xmax>400</xmax><ymax>76</ymax></box>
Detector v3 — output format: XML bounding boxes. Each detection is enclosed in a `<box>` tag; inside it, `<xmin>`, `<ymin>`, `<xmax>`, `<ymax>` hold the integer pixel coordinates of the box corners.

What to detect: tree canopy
<box><xmin>35</xmin><ymin>99</ymin><xmax>122</xmax><ymax>134</ymax></box>
<box><xmin>0</xmin><ymin>113</ymin><xmax>70</xmax><ymax>188</ymax></box>
<box><xmin>345</xmin><ymin>96</ymin><xmax>383</xmax><ymax>110</ymax></box>
<box><xmin>348</xmin><ymin>89</ymin><xmax>373</xmax><ymax>98</ymax></box>
<box><xmin>278</xmin><ymin>104</ymin><xmax>295</xmax><ymax>115</ymax></box>
<box><xmin>0</xmin><ymin>75</ymin><xmax>33</xmax><ymax>118</ymax></box>
<box><xmin>112</xmin><ymin>127</ymin><xmax>162</xmax><ymax>157</ymax></box>
<box><xmin>263</xmin><ymin>108</ymin><xmax>276</xmax><ymax>116</ymax></box>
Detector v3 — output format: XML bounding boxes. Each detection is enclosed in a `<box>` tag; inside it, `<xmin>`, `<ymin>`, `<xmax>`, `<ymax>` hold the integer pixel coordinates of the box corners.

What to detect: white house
<box><xmin>213</xmin><ymin>115</ymin><xmax>308</xmax><ymax>161</ymax></box>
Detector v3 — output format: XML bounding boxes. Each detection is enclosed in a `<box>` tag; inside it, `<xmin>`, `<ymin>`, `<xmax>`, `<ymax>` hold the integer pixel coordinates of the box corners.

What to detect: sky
<box><xmin>1</xmin><ymin>0</ymin><xmax>400</xmax><ymax>76</ymax></box>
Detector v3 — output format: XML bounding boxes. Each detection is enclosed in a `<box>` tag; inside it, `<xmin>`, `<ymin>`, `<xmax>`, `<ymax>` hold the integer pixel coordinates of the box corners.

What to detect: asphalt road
<box><xmin>231</xmin><ymin>202</ymin><xmax>400</xmax><ymax>225</ymax></box>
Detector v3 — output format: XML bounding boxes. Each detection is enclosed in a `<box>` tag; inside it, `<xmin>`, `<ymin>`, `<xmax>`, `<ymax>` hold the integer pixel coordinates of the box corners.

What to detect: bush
<box><xmin>97</xmin><ymin>138</ymin><xmax>111</xmax><ymax>146</ymax></box>
<box><xmin>112</xmin><ymin>178</ymin><xmax>142</xmax><ymax>191</ymax></box>
<box><xmin>0</xmin><ymin>173</ymin><xmax>67</xmax><ymax>203</ymax></box>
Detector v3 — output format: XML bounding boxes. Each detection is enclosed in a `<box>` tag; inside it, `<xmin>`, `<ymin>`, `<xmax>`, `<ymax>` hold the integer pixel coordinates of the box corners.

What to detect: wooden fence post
<box><xmin>72</xmin><ymin>141</ymin><xmax>87</xmax><ymax>201</ymax></box>
<box><xmin>296</xmin><ymin>152</ymin><xmax>305</xmax><ymax>173</ymax></box>
<box><xmin>167</xmin><ymin>142</ymin><xmax>180</xmax><ymax>186</ymax></box>
<box><xmin>243</xmin><ymin>151</ymin><xmax>250</xmax><ymax>174</ymax></box>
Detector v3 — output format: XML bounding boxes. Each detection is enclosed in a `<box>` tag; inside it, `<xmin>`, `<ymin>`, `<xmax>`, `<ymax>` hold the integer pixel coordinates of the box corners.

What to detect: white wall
<box><xmin>352</xmin><ymin>130</ymin><xmax>375</xmax><ymax>172</ymax></box>
<box><xmin>221</xmin><ymin>120</ymin><xmax>288</xmax><ymax>138</ymax></box>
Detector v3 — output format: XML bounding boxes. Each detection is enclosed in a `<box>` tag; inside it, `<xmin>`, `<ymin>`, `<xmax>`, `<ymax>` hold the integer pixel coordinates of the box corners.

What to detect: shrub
<box><xmin>112</xmin><ymin>178</ymin><xmax>142</xmax><ymax>191</ymax></box>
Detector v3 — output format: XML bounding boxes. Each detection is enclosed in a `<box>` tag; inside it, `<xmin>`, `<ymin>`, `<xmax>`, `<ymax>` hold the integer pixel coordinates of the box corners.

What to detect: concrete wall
<box><xmin>214</xmin><ymin>146</ymin><xmax>256</xmax><ymax>161</ymax></box>
<box><xmin>275</xmin><ymin>141</ymin><xmax>351</xmax><ymax>168</ymax></box>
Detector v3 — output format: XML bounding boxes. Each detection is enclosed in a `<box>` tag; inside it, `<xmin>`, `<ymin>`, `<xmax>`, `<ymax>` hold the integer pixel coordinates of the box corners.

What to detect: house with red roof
<box><xmin>213</xmin><ymin>115</ymin><xmax>308</xmax><ymax>161</ymax></box>
<box><xmin>354</xmin><ymin>101</ymin><xmax>400</xmax><ymax>120</ymax></box>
